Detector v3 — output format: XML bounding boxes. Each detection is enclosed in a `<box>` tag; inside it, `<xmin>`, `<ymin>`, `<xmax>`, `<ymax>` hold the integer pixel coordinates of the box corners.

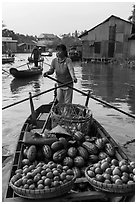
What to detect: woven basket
<box><xmin>10</xmin><ymin>175</ymin><xmax>76</xmax><ymax>199</ymax></box>
<box><xmin>85</xmin><ymin>165</ymin><xmax>135</xmax><ymax>194</ymax></box>
<box><xmin>51</xmin><ymin>103</ymin><xmax>92</xmax><ymax>135</ymax></box>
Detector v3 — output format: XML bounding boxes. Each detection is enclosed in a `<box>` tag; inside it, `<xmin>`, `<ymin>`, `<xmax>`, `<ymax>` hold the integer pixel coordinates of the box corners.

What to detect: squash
<box><xmin>77</xmin><ymin>146</ymin><xmax>89</xmax><ymax>160</ymax></box>
<box><xmin>27</xmin><ymin>145</ymin><xmax>37</xmax><ymax>162</ymax></box>
<box><xmin>67</xmin><ymin>147</ymin><xmax>77</xmax><ymax>158</ymax></box>
<box><xmin>53</xmin><ymin>149</ymin><xmax>66</xmax><ymax>162</ymax></box>
<box><xmin>63</xmin><ymin>157</ymin><xmax>73</xmax><ymax>167</ymax></box>
<box><xmin>74</xmin><ymin>156</ymin><xmax>85</xmax><ymax>167</ymax></box>
<box><xmin>82</xmin><ymin>141</ymin><xmax>98</xmax><ymax>155</ymax></box>
<box><xmin>51</xmin><ymin>141</ymin><xmax>64</xmax><ymax>152</ymax></box>
<box><xmin>43</xmin><ymin>145</ymin><xmax>52</xmax><ymax>159</ymax></box>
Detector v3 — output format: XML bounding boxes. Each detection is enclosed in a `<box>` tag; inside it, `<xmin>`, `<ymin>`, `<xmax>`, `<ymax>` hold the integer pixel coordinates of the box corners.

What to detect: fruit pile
<box><xmin>11</xmin><ymin>126</ymin><xmax>135</xmax><ymax>193</ymax></box>
<box><xmin>86</xmin><ymin>158</ymin><xmax>135</xmax><ymax>185</ymax></box>
<box><xmin>11</xmin><ymin>161</ymin><xmax>74</xmax><ymax>190</ymax></box>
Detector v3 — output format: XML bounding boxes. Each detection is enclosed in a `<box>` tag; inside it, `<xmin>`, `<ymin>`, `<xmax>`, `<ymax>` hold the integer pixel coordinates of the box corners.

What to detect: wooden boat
<box><xmin>3</xmin><ymin>96</ymin><xmax>135</xmax><ymax>202</ymax></box>
<box><xmin>9</xmin><ymin>66</ymin><xmax>43</xmax><ymax>79</ymax></box>
<box><xmin>69</xmin><ymin>49</ymin><xmax>82</xmax><ymax>62</ymax></box>
<box><xmin>28</xmin><ymin>57</ymin><xmax>44</xmax><ymax>63</ymax></box>
<box><xmin>41</xmin><ymin>52</ymin><xmax>52</xmax><ymax>57</ymax></box>
<box><xmin>2</xmin><ymin>56</ymin><xmax>15</xmax><ymax>64</ymax></box>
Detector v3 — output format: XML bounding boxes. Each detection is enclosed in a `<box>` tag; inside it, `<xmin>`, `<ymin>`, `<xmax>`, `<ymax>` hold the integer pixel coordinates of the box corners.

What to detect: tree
<box><xmin>128</xmin><ymin>4</ymin><xmax>135</xmax><ymax>24</ymax></box>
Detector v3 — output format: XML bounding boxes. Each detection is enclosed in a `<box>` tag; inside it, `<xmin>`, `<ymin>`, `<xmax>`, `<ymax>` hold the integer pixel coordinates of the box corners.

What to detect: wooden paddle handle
<box><xmin>41</xmin><ymin>97</ymin><xmax>57</xmax><ymax>134</ymax></box>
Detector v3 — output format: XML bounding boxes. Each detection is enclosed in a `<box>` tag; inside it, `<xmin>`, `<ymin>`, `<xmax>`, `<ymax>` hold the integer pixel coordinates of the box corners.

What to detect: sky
<box><xmin>2</xmin><ymin>1</ymin><xmax>134</xmax><ymax>37</ymax></box>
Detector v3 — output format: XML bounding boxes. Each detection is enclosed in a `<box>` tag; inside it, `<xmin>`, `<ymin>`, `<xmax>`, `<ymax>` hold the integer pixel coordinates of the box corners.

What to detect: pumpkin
<box><xmin>63</xmin><ymin>157</ymin><xmax>73</xmax><ymax>167</ymax></box>
<box><xmin>88</xmin><ymin>154</ymin><xmax>99</xmax><ymax>163</ymax></box>
<box><xmin>74</xmin><ymin>156</ymin><xmax>85</xmax><ymax>167</ymax></box>
<box><xmin>95</xmin><ymin>138</ymin><xmax>105</xmax><ymax>149</ymax></box>
<box><xmin>51</xmin><ymin>141</ymin><xmax>64</xmax><ymax>152</ymax></box>
<box><xmin>43</xmin><ymin>145</ymin><xmax>52</xmax><ymax>159</ymax></box>
<box><xmin>98</xmin><ymin>152</ymin><xmax>109</xmax><ymax>160</ymax></box>
<box><xmin>53</xmin><ymin>149</ymin><xmax>66</xmax><ymax>162</ymax></box>
<box><xmin>67</xmin><ymin>147</ymin><xmax>77</xmax><ymax>158</ymax></box>
<box><xmin>59</xmin><ymin>137</ymin><xmax>68</xmax><ymax>148</ymax></box>
<box><xmin>73</xmin><ymin>131</ymin><xmax>84</xmax><ymax>141</ymax></box>
<box><xmin>82</xmin><ymin>141</ymin><xmax>98</xmax><ymax>155</ymax></box>
<box><xmin>27</xmin><ymin>145</ymin><xmax>37</xmax><ymax>162</ymax></box>
<box><xmin>105</xmin><ymin>143</ymin><xmax>115</xmax><ymax>157</ymax></box>
<box><xmin>72</xmin><ymin>167</ymin><xmax>81</xmax><ymax>178</ymax></box>
<box><xmin>78</xmin><ymin>146</ymin><xmax>89</xmax><ymax>160</ymax></box>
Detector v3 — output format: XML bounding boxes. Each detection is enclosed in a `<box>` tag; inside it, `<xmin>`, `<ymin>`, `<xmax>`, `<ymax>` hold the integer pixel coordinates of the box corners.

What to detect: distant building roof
<box><xmin>38</xmin><ymin>33</ymin><xmax>58</xmax><ymax>39</ymax></box>
<box><xmin>2</xmin><ymin>37</ymin><xmax>18</xmax><ymax>43</ymax></box>
<box><xmin>78</xmin><ymin>15</ymin><xmax>133</xmax><ymax>38</ymax></box>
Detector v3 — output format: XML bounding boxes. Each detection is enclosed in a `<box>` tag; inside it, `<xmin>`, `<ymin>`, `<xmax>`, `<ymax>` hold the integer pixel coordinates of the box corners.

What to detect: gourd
<box><xmin>51</xmin><ymin>141</ymin><xmax>64</xmax><ymax>152</ymax></box>
<box><xmin>27</xmin><ymin>145</ymin><xmax>37</xmax><ymax>162</ymax></box>
<box><xmin>43</xmin><ymin>145</ymin><xmax>52</xmax><ymax>159</ymax></box>
<box><xmin>53</xmin><ymin>149</ymin><xmax>66</xmax><ymax>162</ymax></box>
<box><xmin>88</xmin><ymin>154</ymin><xmax>99</xmax><ymax>163</ymax></box>
<box><xmin>67</xmin><ymin>147</ymin><xmax>77</xmax><ymax>158</ymax></box>
<box><xmin>59</xmin><ymin>137</ymin><xmax>68</xmax><ymax>148</ymax></box>
<box><xmin>105</xmin><ymin>143</ymin><xmax>115</xmax><ymax>157</ymax></box>
<box><xmin>77</xmin><ymin>146</ymin><xmax>89</xmax><ymax>160</ymax></box>
<box><xmin>98</xmin><ymin>152</ymin><xmax>108</xmax><ymax>160</ymax></box>
<box><xmin>72</xmin><ymin>167</ymin><xmax>81</xmax><ymax>178</ymax></box>
<box><xmin>73</xmin><ymin>131</ymin><xmax>84</xmax><ymax>141</ymax></box>
<box><xmin>63</xmin><ymin>157</ymin><xmax>73</xmax><ymax>167</ymax></box>
<box><xmin>82</xmin><ymin>141</ymin><xmax>98</xmax><ymax>155</ymax></box>
<box><xmin>74</xmin><ymin>156</ymin><xmax>85</xmax><ymax>167</ymax></box>
<box><xmin>95</xmin><ymin>138</ymin><xmax>105</xmax><ymax>150</ymax></box>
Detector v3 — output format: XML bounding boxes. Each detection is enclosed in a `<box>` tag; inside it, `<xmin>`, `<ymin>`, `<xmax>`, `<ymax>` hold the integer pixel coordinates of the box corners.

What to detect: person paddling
<box><xmin>31</xmin><ymin>46</ymin><xmax>41</xmax><ymax>67</ymax></box>
<box><xmin>44</xmin><ymin>44</ymin><xmax>77</xmax><ymax>103</ymax></box>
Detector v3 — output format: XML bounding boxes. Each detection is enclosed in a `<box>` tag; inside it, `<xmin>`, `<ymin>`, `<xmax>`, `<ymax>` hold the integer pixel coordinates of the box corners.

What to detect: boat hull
<box><xmin>3</xmin><ymin>103</ymin><xmax>135</xmax><ymax>202</ymax></box>
<box><xmin>2</xmin><ymin>57</ymin><xmax>15</xmax><ymax>64</ymax></box>
<box><xmin>9</xmin><ymin>67</ymin><xmax>43</xmax><ymax>79</ymax></box>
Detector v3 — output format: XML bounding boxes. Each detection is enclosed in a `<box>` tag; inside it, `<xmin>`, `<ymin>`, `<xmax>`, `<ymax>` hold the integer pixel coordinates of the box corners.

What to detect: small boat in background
<box><xmin>28</xmin><ymin>57</ymin><xmax>44</xmax><ymax>63</ymax></box>
<box><xmin>69</xmin><ymin>47</ymin><xmax>82</xmax><ymax>62</ymax></box>
<box><xmin>9</xmin><ymin>66</ymin><xmax>43</xmax><ymax>79</ymax></box>
<box><xmin>2</xmin><ymin>54</ymin><xmax>15</xmax><ymax>64</ymax></box>
<box><xmin>41</xmin><ymin>51</ymin><xmax>52</xmax><ymax>57</ymax></box>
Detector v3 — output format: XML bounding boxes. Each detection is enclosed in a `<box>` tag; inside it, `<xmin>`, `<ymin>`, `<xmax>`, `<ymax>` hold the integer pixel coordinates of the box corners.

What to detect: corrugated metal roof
<box><xmin>78</xmin><ymin>15</ymin><xmax>133</xmax><ymax>38</ymax></box>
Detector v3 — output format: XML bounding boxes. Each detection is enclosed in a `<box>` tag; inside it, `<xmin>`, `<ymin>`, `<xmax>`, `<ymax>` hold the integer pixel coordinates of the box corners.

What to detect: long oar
<box><xmin>2</xmin><ymin>81</ymin><xmax>72</xmax><ymax>110</ymax></box>
<box><xmin>2</xmin><ymin>69</ymin><xmax>10</xmax><ymax>75</ymax></box>
<box><xmin>11</xmin><ymin>62</ymin><xmax>30</xmax><ymax>69</ymax></box>
<box><xmin>41</xmin><ymin>95</ymin><xmax>57</xmax><ymax>134</ymax></box>
<box><xmin>45</xmin><ymin>75</ymin><xmax>135</xmax><ymax>119</ymax></box>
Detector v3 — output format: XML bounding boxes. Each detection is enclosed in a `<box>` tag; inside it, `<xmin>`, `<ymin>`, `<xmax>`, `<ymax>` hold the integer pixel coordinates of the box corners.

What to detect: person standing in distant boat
<box><xmin>31</xmin><ymin>46</ymin><xmax>41</xmax><ymax>67</ymax></box>
<box><xmin>43</xmin><ymin>44</ymin><xmax>77</xmax><ymax>104</ymax></box>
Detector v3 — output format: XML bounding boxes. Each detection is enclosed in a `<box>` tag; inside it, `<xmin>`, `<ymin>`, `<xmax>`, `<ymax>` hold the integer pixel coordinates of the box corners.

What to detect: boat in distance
<box><xmin>9</xmin><ymin>66</ymin><xmax>43</xmax><ymax>79</ymax></box>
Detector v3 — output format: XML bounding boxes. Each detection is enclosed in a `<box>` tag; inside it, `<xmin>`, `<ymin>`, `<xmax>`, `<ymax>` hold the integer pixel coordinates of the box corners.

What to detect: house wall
<box><xmin>80</xmin><ymin>16</ymin><xmax>133</xmax><ymax>60</ymax></box>
<box><xmin>128</xmin><ymin>39</ymin><xmax>135</xmax><ymax>59</ymax></box>
<box><xmin>2</xmin><ymin>42</ymin><xmax>17</xmax><ymax>53</ymax></box>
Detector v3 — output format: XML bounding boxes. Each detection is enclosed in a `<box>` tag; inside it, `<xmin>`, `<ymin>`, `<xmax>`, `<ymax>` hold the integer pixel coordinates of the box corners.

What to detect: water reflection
<box><xmin>81</xmin><ymin>62</ymin><xmax>135</xmax><ymax>114</ymax></box>
<box><xmin>10</xmin><ymin>75</ymin><xmax>41</xmax><ymax>97</ymax></box>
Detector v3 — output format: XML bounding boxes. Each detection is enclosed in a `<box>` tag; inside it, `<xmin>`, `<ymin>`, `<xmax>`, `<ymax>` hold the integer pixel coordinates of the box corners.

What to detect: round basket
<box><xmin>85</xmin><ymin>165</ymin><xmax>135</xmax><ymax>194</ymax></box>
<box><xmin>51</xmin><ymin>103</ymin><xmax>92</xmax><ymax>135</ymax></box>
<box><xmin>10</xmin><ymin>175</ymin><xmax>76</xmax><ymax>199</ymax></box>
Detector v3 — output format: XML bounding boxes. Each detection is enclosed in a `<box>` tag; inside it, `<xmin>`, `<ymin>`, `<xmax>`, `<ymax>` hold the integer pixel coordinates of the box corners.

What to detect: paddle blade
<box><xmin>29</xmin><ymin>92</ymin><xmax>37</xmax><ymax>125</ymax></box>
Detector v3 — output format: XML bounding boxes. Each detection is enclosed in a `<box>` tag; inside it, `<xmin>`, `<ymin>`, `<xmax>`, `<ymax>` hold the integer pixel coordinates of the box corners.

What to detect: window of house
<box><xmin>94</xmin><ymin>42</ymin><xmax>101</xmax><ymax>53</ymax></box>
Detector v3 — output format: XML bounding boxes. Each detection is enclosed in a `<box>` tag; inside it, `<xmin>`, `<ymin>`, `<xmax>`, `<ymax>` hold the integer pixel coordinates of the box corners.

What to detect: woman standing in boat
<box><xmin>44</xmin><ymin>44</ymin><xmax>77</xmax><ymax>103</ymax></box>
<box><xmin>31</xmin><ymin>46</ymin><xmax>41</xmax><ymax>67</ymax></box>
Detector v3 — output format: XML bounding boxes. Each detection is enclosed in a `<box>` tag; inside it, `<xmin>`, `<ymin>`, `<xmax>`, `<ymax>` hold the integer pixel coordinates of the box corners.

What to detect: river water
<box><xmin>2</xmin><ymin>53</ymin><xmax>135</xmax><ymax>197</ymax></box>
